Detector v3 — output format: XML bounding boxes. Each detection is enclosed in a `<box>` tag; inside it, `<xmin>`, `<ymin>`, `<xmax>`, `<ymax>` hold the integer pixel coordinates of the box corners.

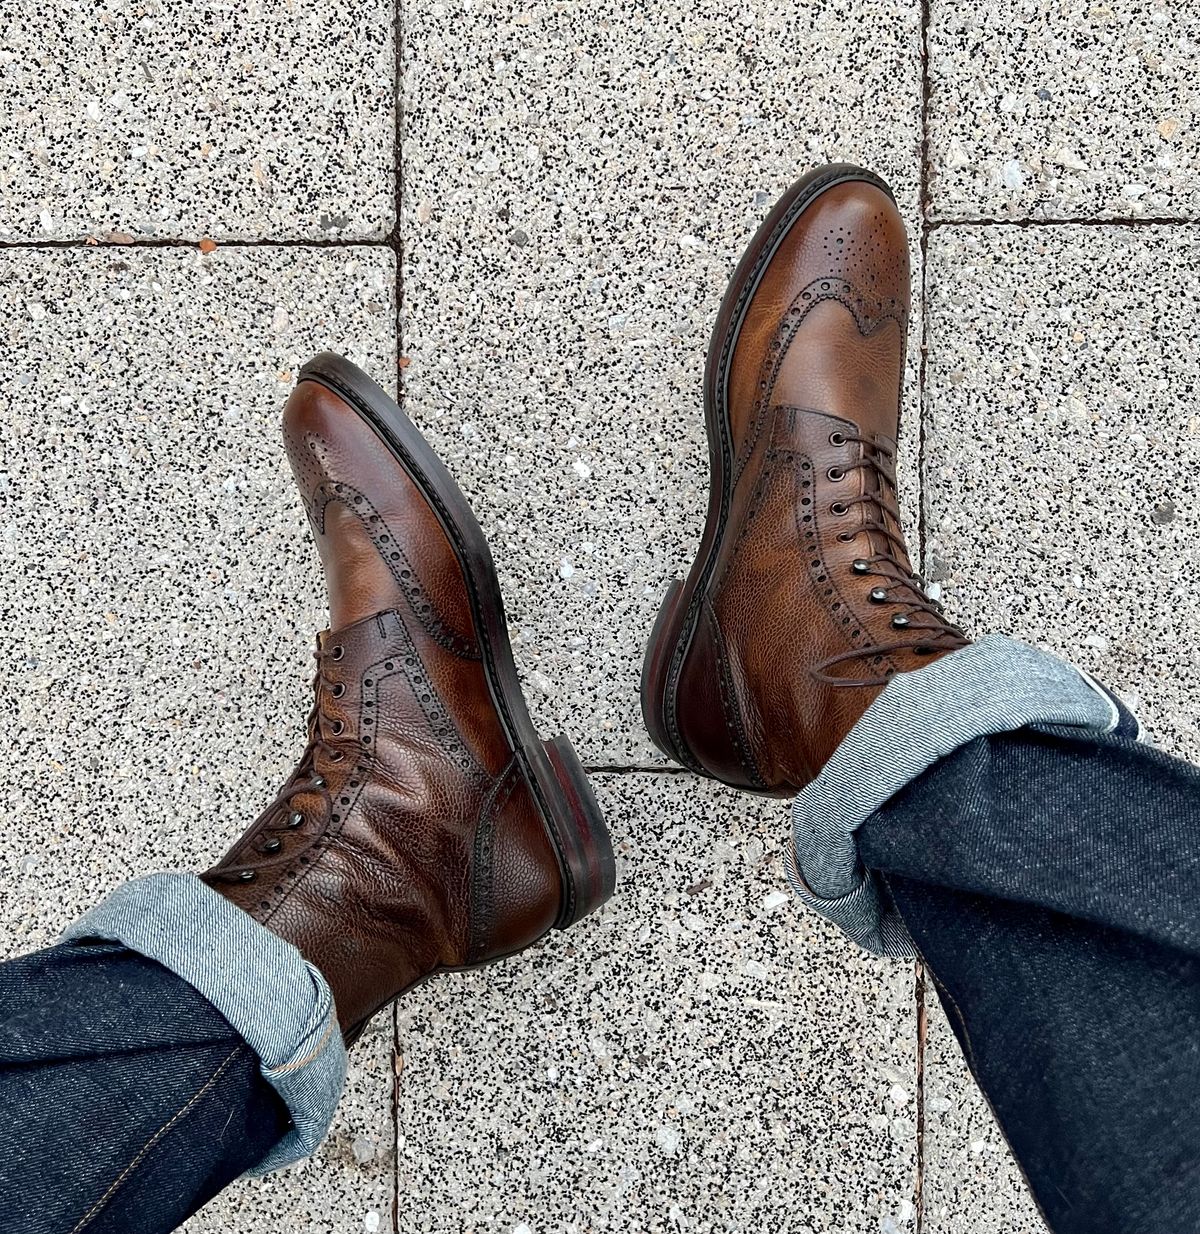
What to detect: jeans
<box><xmin>0</xmin><ymin>874</ymin><xmax>348</xmax><ymax>1233</ymax></box>
<box><xmin>0</xmin><ymin>940</ymin><xmax>288</xmax><ymax>1234</ymax></box>
<box><xmin>792</xmin><ymin>636</ymin><xmax>1200</xmax><ymax>1233</ymax></box>
<box><xmin>2</xmin><ymin>639</ymin><xmax>1197</xmax><ymax>1233</ymax></box>
<box><xmin>861</xmin><ymin>722</ymin><xmax>1200</xmax><ymax>1233</ymax></box>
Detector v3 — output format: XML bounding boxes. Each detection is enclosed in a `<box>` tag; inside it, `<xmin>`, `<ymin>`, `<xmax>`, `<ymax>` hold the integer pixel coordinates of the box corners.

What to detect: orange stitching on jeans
<box><xmin>69</xmin><ymin>1045</ymin><xmax>244</xmax><ymax>1233</ymax></box>
<box><xmin>268</xmin><ymin>1014</ymin><xmax>337</xmax><ymax>1076</ymax></box>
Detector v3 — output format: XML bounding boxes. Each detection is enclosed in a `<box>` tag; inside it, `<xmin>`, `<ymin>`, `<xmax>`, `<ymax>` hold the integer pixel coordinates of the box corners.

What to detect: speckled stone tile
<box><xmin>391</xmin><ymin>773</ymin><xmax>917</xmax><ymax>1233</ymax></box>
<box><xmin>0</xmin><ymin>1</ymin><xmax>394</xmax><ymax>241</ymax></box>
<box><xmin>0</xmin><ymin>246</ymin><xmax>394</xmax><ymax>958</ymax></box>
<box><xmin>399</xmin><ymin>0</ymin><xmax>925</xmax><ymax>763</ymax></box>
<box><xmin>923</xmin><ymin>224</ymin><xmax>1200</xmax><ymax>760</ymax></box>
<box><xmin>0</xmin><ymin>244</ymin><xmax>397</xmax><ymax>1225</ymax></box>
<box><xmin>928</xmin><ymin>2</ymin><xmax>1200</xmax><ymax>220</ymax></box>
<box><xmin>920</xmin><ymin>1001</ymin><xmax>1047</xmax><ymax>1234</ymax></box>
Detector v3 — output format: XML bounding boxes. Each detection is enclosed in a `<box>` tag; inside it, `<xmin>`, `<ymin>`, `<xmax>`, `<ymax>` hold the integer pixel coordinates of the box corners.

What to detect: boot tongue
<box><xmin>862</xmin><ymin>434</ymin><xmax>909</xmax><ymax>571</ymax></box>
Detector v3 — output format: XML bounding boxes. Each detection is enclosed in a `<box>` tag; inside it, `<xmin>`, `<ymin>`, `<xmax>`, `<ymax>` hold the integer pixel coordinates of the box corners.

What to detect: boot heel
<box><xmin>536</xmin><ymin>735</ymin><xmax>616</xmax><ymax>929</ymax></box>
<box><xmin>640</xmin><ymin>578</ymin><xmax>685</xmax><ymax>761</ymax></box>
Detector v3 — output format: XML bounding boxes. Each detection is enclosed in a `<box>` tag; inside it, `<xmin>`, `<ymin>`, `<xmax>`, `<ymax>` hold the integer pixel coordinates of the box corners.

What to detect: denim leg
<box><xmin>0</xmin><ymin>940</ymin><xmax>289</xmax><ymax>1234</ymax></box>
<box><xmin>858</xmin><ymin>730</ymin><xmax>1200</xmax><ymax>1234</ymax></box>
<box><xmin>785</xmin><ymin>635</ymin><xmax>1200</xmax><ymax>1230</ymax></box>
<box><xmin>61</xmin><ymin>872</ymin><xmax>347</xmax><ymax>1172</ymax></box>
<box><xmin>881</xmin><ymin>874</ymin><xmax>1200</xmax><ymax>1234</ymax></box>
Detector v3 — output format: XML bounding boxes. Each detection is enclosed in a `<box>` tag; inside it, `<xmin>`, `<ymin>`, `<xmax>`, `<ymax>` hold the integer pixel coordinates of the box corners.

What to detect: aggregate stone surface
<box><xmin>389</xmin><ymin>773</ymin><xmax>919</xmax><ymax>1234</ymax></box>
<box><xmin>0</xmin><ymin>0</ymin><xmax>395</xmax><ymax>240</ymax></box>
<box><xmin>928</xmin><ymin>1</ymin><xmax>1200</xmax><ymax>220</ymax></box>
<box><xmin>923</xmin><ymin>223</ymin><xmax>1200</xmax><ymax>761</ymax></box>
<box><xmin>6</xmin><ymin>2</ymin><xmax>1199</xmax><ymax>1227</ymax></box>
<box><xmin>399</xmin><ymin>0</ymin><xmax>925</xmax><ymax>764</ymax></box>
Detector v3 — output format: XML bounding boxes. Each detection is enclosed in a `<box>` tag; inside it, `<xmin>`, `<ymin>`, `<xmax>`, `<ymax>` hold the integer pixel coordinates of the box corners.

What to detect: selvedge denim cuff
<box><xmin>60</xmin><ymin>872</ymin><xmax>347</xmax><ymax>1175</ymax></box>
<box><xmin>787</xmin><ymin>633</ymin><xmax>1135</xmax><ymax>958</ymax></box>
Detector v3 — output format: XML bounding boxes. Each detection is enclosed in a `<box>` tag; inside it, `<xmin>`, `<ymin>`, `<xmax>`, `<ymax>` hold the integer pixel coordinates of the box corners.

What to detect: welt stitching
<box><xmin>70</xmin><ymin>1046</ymin><xmax>244</xmax><ymax>1234</ymax></box>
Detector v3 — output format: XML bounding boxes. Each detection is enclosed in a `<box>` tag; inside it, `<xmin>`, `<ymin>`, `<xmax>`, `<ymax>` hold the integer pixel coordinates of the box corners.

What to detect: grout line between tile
<box><xmin>391</xmin><ymin>1003</ymin><xmax>402</xmax><ymax>1234</ymax></box>
<box><xmin>584</xmin><ymin>764</ymin><xmax>694</xmax><ymax>775</ymax></box>
<box><xmin>915</xmin><ymin>0</ymin><xmax>934</xmax><ymax>1226</ymax></box>
<box><xmin>5</xmin><ymin>216</ymin><xmax>1199</xmax><ymax>258</ymax></box>
<box><xmin>915</xmin><ymin>961</ymin><xmax>929</xmax><ymax>1233</ymax></box>
<box><xmin>928</xmin><ymin>214</ymin><xmax>1200</xmax><ymax>229</ymax></box>
<box><xmin>0</xmin><ymin>236</ymin><xmax>390</xmax><ymax>250</ymax></box>
<box><xmin>390</xmin><ymin>0</ymin><xmax>406</xmax><ymax>389</ymax></box>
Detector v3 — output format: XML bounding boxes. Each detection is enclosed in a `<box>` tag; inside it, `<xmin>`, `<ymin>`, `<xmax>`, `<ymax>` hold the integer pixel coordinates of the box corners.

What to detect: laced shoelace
<box><xmin>220</xmin><ymin>641</ymin><xmax>351</xmax><ymax>883</ymax></box>
<box><xmin>812</xmin><ymin>431</ymin><xmax>968</xmax><ymax>688</ymax></box>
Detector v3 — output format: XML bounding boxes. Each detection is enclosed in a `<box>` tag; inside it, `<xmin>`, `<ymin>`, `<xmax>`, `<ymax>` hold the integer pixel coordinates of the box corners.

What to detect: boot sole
<box><xmin>639</xmin><ymin>164</ymin><xmax>897</xmax><ymax>778</ymax></box>
<box><xmin>297</xmin><ymin>353</ymin><xmax>617</xmax><ymax>934</ymax></box>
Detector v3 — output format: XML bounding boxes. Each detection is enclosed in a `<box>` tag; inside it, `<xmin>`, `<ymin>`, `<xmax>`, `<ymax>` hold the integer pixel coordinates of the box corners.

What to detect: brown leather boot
<box><xmin>203</xmin><ymin>354</ymin><xmax>615</xmax><ymax>1042</ymax></box>
<box><xmin>642</xmin><ymin>165</ymin><xmax>968</xmax><ymax>796</ymax></box>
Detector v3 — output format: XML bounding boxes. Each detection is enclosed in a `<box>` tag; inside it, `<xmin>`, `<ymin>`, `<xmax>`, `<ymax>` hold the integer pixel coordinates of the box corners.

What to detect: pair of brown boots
<box><xmin>204</xmin><ymin>164</ymin><xmax>966</xmax><ymax>1039</ymax></box>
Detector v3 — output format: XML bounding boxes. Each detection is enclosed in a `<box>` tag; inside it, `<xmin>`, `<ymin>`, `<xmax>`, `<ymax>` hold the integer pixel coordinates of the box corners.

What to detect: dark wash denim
<box><xmin>3</xmin><ymin>707</ymin><xmax>1199</xmax><ymax>1234</ymax></box>
<box><xmin>0</xmin><ymin>940</ymin><xmax>288</xmax><ymax>1234</ymax></box>
<box><xmin>860</xmin><ymin>702</ymin><xmax>1200</xmax><ymax>1234</ymax></box>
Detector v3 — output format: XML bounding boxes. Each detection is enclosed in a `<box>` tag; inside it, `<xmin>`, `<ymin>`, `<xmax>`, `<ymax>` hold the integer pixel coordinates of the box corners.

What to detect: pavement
<box><xmin>2</xmin><ymin>1</ymin><xmax>1197</xmax><ymax>1231</ymax></box>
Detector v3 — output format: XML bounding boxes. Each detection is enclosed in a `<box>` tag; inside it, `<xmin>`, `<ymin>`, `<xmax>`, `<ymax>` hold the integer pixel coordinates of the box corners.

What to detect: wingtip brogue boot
<box><xmin>203</xmin><ymin>353</ymin><xmax>615</xmax><ymax>1042</ymax></box>
<box><xmin>642</xmin><ymin>165</ymin><xmax>968</xmax><ymax>796</ymax></box>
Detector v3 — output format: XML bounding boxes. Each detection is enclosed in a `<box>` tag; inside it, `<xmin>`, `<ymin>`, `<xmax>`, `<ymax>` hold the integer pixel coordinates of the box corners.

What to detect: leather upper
<box><xmin>203</xmin><ymin>380</ymin><xmax>561</xmax><ymax>1036</ymax></box>
<box><xmin>676</xmin><ymin>179</ymin><xmax>967</xmax><ymax>794</ymax></box>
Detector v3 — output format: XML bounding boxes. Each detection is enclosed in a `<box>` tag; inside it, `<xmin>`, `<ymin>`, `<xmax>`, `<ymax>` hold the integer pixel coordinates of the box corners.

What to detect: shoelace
<box><xmin>218</xmin><ymin>642</ymin><xmax>349</xmax><ymax>883</ymax></box>
<box><xmin>812</xmin><ymin>431</ymin><xmax>969</xmax><ymax>688</ymax></box>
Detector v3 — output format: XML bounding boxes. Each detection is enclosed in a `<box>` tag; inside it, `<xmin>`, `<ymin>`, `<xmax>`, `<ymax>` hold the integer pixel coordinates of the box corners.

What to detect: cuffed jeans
<box><xmin>794</xmin><ymin>635</ymin><xmax>1200</xmax><ymax>1233</ymax></box>
<box><xmin>0</xmin><ymin>877</ymin><xmax>347</xmax><ymax>1234</ymax></box>
<box><xmin>2</xmin><ymin>636</ymin><xmax>1198</xmax><ymax>1233</ymax></box>
<box><xmin>0</xmin><ymin>941</ymin><xmax>290</xmax><ymax>1233</ymax></box>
